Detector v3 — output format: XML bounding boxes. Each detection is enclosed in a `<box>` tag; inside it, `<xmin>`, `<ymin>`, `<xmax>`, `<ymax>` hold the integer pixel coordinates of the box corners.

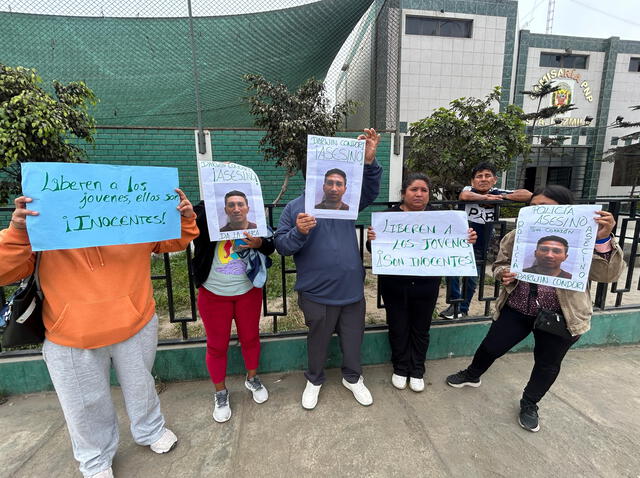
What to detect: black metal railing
<box><xmin>1</xmin><ymin>198</ymin><xmax>639</xmax><ymax>356</ymax></box>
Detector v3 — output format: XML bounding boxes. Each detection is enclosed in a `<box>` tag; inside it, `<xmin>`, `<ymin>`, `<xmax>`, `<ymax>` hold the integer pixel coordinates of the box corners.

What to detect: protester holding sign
<box><xmin>0</xmin><ymin>189</ymin><xmax>198</xmax><ymax>478</ymax></box>
<box><xmin>446</xmin><ymin>185</ymin><xmax>624</xmax><ymax>433</ymax></box>
<box><xmin>367</xmin><ymin>173</ymin><xmax>477</xmax><ymax>392</ymax></box>
<box><xmin>275</xmin><ymin>128</ymin><xmax>382</xmax><ymax>410</ymax></box>
<box><xmin>440</xmin><ymin>162</ymin><xmax>532</xmax><ymax>319</ymax></box>
<box><xmin>192</xmin><ymin>200</ymin><xmax>274</xmax><ymax>423</ymax></box>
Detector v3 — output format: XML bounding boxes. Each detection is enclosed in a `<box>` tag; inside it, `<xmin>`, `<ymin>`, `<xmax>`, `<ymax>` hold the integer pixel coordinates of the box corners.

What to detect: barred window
<box><xmin>540</xmin><ymin>53</ymin><xmax>588</xmax><ymax>69</ymax></box>
<box><xmin>406</xmin><ymin>16</ymin><xmax>472</xmax><ymax>38</ymax></box>
<box><xmin>611</xmin><ymin>155</ymin><xmax>640</xmax><ymax>186</ymax></box>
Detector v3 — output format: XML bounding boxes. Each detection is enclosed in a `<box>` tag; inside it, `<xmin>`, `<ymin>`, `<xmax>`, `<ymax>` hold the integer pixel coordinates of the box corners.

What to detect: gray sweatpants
<box><xmin>298</xmin><ymin>293</ymin><xmax>365</xmax><ymax>385</ymax></box>
<box><xmin>42</xmin><ymin>315</ymin><xmax>165</xmax><ymax>477</ymax></box>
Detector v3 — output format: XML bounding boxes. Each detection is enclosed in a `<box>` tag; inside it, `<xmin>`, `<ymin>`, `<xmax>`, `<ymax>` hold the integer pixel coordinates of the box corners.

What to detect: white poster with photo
<box><xmin>197</xmin><ymin>161</ymin><xmax>268</xmax><ymax>241</ymax></box>
<box><xmin>304</xmin><ymin>135</ymin><xmax>365</xmax><ymax>220</ymax></box>
<box><xmin>371</xmin><ymin>211</ymin><xmax>477</xmax><ymax>277</ymax></box>
<box><xmin>510</xmin><ymin>204</ymin><xmax>600</xmax><ymax>292</ymax></box>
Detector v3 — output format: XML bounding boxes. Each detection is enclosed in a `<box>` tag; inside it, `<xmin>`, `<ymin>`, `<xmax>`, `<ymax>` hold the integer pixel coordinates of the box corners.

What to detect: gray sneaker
<box><xmin>213</xmin><ymin>389</ymin><xmax>232</xmax><ymax>423</ymax></box>
<box><xmin>245</xmin><ymin>375</ymin><xmax>269</xmax><ymax>404</ymax></box>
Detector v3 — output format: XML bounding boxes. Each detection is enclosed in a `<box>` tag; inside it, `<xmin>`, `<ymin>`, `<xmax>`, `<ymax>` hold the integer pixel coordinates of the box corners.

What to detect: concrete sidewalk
<box><xmin>1</xmin><ymin>346</ymin><xmax>639</xmax><ymax>477</ymax></box>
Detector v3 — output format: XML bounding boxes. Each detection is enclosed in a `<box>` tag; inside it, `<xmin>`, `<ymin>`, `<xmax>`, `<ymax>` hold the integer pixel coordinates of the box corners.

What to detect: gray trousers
<box><xmin>298</xmin><ymin>293</ymin><xmax>365</xmax><ymax>385</ymax></box>
<box><xmin>42</xmin><ymin>315</ymin><xmax>165</xmax><ymax>477</ymax></box>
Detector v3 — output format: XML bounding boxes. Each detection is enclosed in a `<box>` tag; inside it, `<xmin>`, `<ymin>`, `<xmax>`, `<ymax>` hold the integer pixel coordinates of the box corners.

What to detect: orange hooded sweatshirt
<box><xmin>0</xmin><ymin>217</ymin><xmax>198</xmax><ymax>349</ymax></box>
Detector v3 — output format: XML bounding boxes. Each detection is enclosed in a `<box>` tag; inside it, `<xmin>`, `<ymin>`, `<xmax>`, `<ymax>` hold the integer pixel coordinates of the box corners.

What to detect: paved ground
<box><xmin>1</xmin><ymin>345</ymin><xmax>639</xmax><ymax>477</ymax></box>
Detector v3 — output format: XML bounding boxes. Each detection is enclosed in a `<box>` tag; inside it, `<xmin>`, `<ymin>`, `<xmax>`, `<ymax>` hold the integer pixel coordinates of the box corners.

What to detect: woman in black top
<box><xmin>192</xmin><ymin>201</ymin><xmax>274</xmax><ymax>423</ymax></box>
<box><xmin>367</xmin><ymin>173</ymin><xmax>477</xmax><ymax>392</ymax></box>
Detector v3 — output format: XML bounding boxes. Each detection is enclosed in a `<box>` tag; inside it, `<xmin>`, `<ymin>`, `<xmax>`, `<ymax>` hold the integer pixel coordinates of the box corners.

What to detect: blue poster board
<box><xmin>22</xmin><ymin>163</ymin><xmax>181</xmax><ymax>251</ymax></box>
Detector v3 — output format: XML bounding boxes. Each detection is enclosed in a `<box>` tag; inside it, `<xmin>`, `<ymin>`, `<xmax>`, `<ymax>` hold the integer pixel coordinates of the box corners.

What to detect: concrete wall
<box><xmin>399</xmin><ymin>9</ymin><xmax>508</xmax><ymax>124</ymax></box>
<box><xmin>1</xmin><ymin>310</ymin><xmax>639</xmax><ymax>395</ymax></box>
<box><xmin>598</xmin><ymin>49</ymin><xmax>640</xmax><ymax>197</ymax></box>
<box><xmin>520</xmin><ymin>49</ymin><xmax>603</xmax><ymax>132</ymax></box>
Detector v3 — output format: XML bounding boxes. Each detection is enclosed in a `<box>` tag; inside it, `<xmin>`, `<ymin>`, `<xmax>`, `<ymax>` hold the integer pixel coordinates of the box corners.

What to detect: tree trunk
<box><xmin>272</xmin><ymin>170</ymin><xmax>296</xmax><ymax>205</ymax></box>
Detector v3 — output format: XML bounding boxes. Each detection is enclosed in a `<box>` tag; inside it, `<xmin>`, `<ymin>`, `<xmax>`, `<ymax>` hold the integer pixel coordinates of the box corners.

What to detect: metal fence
<box><xmin>1</xmin><ymin>198</ymin><xmax>639</xmax><ymax>356</ymax></box>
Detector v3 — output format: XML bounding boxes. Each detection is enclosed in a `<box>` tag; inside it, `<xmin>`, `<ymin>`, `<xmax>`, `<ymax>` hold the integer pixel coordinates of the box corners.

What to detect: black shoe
<box><xmin>518</xmin><ymin>399</ymin><xmax>540</xmax><ymax>432</ymax></box>
<box><xmin>446</xmin><ymin>370</ymin><xmax>481</xmax><ymax>388</ymax></box>
<box><xmin>439</xmin><ymin>305</ymin><xmax>455</xmax><ymax>319</ymax></box>
<box><xmin>439</xmin><ymin>305</ymin><xmax>467</xmax><ymax>320</ymax></box>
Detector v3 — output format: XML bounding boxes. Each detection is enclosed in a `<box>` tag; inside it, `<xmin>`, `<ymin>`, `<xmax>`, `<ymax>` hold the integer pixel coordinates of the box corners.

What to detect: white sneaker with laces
<box><xmin>409</xmin><ymin>377</ymin><xmax>425</xmax><ymax>392</ymax></box>
<box><xmin>89</xmin><ymin>468</ymin><xmax>114</xmax><ymax>478</ymax></box>
<box><xmin>150</xmin><ymin>428</ymin><xmax>178</xmax><ymax>454</ymax></box>
<box><xmin>391</xmin><ymin>373</ymin><xmax>407</xmax><ymax>390</ymax></box>
<box><xmin>213</xmin><ymin>389</ymin><xmax>232</xmax><ymax>423</ymax></box>
<box><xmin>245</xmin><ymin>375</ymin><xmax>269</xmax><ymax>404</ymax></box>
<box><xmin>301</xmin><ymin>380</ymin><xmax>322</xmax><ymax>410</ymax></box>
<box><xmin>342</xmin><ymin>376</ymin><xmax>373</xmax><ymax>406</ymax></box>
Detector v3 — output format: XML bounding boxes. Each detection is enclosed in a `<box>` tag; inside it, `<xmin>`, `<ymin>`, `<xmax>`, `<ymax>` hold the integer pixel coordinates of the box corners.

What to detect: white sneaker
<box><xmin>213</xmin><ymin>389</ymin><xmax>232</xmax><ymax>423</ymax></box>
<box><xmin>391</xmin><ymin>373</ymin><xmax>407</xmax><ymax>390</ymax></box>
<box><xmin>342</xmin><ymin>376</ymin><xmax>373</xmax><ymax>406</ymax></box>
<box><xmin>301</xmin><ymin>380</ymin><xmax>322</xmax><ymax>410</ymax></box>
<box><xmin>245</xmin><ymin>375</ymin><xmax>269</xmax><ymax>404</ymax></box>
<box><xmin>409</xmin><ymin>377</ymin><xmax>425</xmax><ymax>392</ymax></box>
<box><xmin>89</xmin><ymin>468</ymin><xmax>114</xmax><ymax>478</ymax></box>
<box><xmin>150</xmin><ymin>428</ymin><xmax>178</xmax><ymax>454</ymax></box>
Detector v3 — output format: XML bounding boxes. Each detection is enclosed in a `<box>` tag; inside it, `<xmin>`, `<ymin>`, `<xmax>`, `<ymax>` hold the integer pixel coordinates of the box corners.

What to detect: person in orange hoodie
<box><xmin>0</xmin><ymin>189</ymin><xmax>198</xmax><ymax>478</ymax></box>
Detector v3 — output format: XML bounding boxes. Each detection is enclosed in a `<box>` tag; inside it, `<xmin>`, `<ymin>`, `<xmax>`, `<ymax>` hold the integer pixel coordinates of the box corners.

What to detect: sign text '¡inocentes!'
<box><xmin>63</xmin><ymin>213</ymin><xmax>168</xmax><ymax>232</ymax></box>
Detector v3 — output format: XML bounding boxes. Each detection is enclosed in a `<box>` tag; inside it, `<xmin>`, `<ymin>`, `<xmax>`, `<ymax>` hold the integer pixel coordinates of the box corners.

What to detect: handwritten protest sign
<box><xmin>371</xmin><ymin>211</ymin><xmax>477</xmax><ymax>276</ymax></box>
<box><xmin>22</xmin><ymin>163</ymin><xmax>181</xmax><ymax>251</ymax></box>
<box><xmin>510</xmin><ymin>204</ymin><xmax>600</xmax><ymax>292</ymax></box>
<box><xmin>197</xmin><ymin>161</ymin><xmax>267</xmax><ymax>241</ymax></box>
<box><xmin>305</xmin><ymin>135</ymin><xmax>365</xmax><ymax>220</ymax></box>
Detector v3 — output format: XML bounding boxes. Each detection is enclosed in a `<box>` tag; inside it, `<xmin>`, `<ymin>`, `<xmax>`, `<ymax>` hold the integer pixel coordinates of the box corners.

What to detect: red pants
<box><xmin>197</xmin><ymin>286</ymin><xmax>263</xmax><ymax>384</ymax></box>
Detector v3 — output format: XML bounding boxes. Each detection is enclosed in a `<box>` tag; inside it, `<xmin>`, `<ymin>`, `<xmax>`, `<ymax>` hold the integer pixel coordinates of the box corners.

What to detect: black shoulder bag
<box><xmin>530</xmin><ymin>283</ymin><xmax>573</xmax><ymax>339</ymax></box>
<box><xmin>0</xmin><ymin>252</ymin><xmax>45</xmax><ymax>348</ymax></box>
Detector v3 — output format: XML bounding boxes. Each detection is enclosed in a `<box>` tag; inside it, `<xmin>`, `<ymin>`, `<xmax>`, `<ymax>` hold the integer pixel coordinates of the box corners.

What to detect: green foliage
<box><xmin>151</xmin><ymin>252</ymin><xmax>192</xmax><ymax>315</ymax></box>
<box><xmin>0</xmin><ymin>64</ymin><xmax>97</xmax><ymax>203</ymax></box>
<box><xmin>244</xmin><ymin>74</ymin><xmax>355</xmax><ymax>202</ymax></box>
<box><xmin>265</xmin><ymin>253</ymin><xmax>297</xmax><ymax>299</ymax></box>
<box><xmin>406</xmin><ymin>87</ymin><xmax>529</xmax><ymax>199</ymax></box>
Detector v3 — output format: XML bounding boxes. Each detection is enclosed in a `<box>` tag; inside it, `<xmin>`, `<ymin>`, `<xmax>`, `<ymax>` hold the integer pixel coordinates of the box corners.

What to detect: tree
<box><xmin>0</xmin><ymin>64</ymin><xmax>97</xmax><ymax>203</ymax></box>
<box><xmin>244</xmin><ymin>74</ymin><xmax>355</xmax><ymax>204</ymax></box>
<box><xmin>605</xmin><ymin>105</ymin><xmax>640</xmax><ymax>197</ymax></box>
<box><xmin>406</xmin><ymin>87</ymin><xmax>529</xmax><ymax>199</ymax></box>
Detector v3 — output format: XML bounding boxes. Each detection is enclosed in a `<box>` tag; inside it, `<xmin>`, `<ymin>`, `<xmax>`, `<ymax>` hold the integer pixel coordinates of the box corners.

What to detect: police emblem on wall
<box><xmin>551</xmin><ymin>81</ymin><xmax>572</xmax><ymax>108</ymax></box>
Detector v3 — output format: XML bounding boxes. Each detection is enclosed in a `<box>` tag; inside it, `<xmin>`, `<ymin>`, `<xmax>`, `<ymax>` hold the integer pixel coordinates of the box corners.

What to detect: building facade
<box><xmin>345</xmin><ymin>0</ymin><xmax>640</xmax><ymax>199</ymax></box>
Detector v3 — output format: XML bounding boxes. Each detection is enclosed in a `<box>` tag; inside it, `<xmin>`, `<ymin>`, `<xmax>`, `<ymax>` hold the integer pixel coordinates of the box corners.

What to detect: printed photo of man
<box><xmin>524</xmin><ymin>235</ymin><xmax>572</xmax><ymax>279</ymax></box>
<box><xmin>315</xmin><ymin>168</ymin><xmax>349</xmax><ymax>210</ymax></box>
<box><xmin>219</xmin><ymin>190</ymin><xmax>257</xmax><ymax>232</ymax></box>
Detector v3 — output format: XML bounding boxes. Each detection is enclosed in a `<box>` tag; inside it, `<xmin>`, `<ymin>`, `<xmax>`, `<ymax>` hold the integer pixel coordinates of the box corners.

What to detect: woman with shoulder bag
<box><xmin>192</xmin><ymin>199</ymin><xmax>274</xmax><ymax>423</ymax></box>
<box><xmin>446</xmin><ymin>185</ymin><xmax>624</xmax><ymax>432</ymax></box>
<box><xmin>367</xmin><ymin>173</ymin><xmax>477</xmax><ymax>392</ymax></box>
<box><xmin>0</xmin><ymin>191</ymin><xmax>198</xmax><ymax>478</ymax></box>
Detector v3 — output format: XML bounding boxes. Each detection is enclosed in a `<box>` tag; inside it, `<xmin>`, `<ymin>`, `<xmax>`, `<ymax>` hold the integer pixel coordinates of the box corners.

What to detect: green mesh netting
<box><xmin>0</xmin><ymin>0</ymin><xmax>374</xmax><ymax>127</ymax></box>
